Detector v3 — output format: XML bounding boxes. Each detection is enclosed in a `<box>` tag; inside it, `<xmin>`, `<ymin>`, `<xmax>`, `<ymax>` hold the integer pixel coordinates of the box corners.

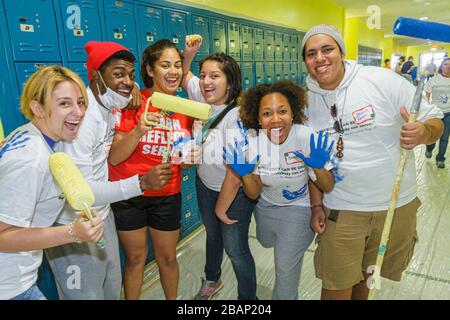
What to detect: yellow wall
<box><xmin>343</xmin><ymin>17</ymin><xmax>385</xmax><ymax>64</ymax></box>
<box><xmin>382</xmin><ymin>38</ymin><xmax>394</xmax><ymax>63</ymax></box>
<box><xmin>168</xmin><ymin>0</ymin><xmax>345</xmax><ymax>32</ymax></box>
<box><xmin>344</xmin><ymin>18</ymin><xmax>359</xmax><ymax>60</ymax></box>
<box><xmin>407</xmin><ymin>44</ymin><xmax>450</xmax><ymax>66</ymax></box>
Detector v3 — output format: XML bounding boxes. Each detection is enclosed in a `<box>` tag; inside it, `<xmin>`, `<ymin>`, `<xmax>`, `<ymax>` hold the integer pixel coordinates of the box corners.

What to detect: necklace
<box><xmin>321</xmin><ymin>89</ymin><xmax>348</xmax><ymax>159</ymax></box>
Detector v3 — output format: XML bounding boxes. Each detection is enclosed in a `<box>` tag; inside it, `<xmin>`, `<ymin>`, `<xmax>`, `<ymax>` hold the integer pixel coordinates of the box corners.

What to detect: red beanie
<box><xmin>85</xmin><ymin>41</ymin><xmax>130</xmax><ymax>81</ymax></box>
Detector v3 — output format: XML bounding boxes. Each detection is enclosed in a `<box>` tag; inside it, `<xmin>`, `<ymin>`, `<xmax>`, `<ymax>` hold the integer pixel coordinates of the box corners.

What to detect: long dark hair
<box><xmin>199</xmin><ymin>53</ymin><xmax>242</xmax><ymax>105</ymax></box>
<box><xmin>141</xmin><ymin>39</ymin><xmax>183</xmax><ymax>88</ymax></box>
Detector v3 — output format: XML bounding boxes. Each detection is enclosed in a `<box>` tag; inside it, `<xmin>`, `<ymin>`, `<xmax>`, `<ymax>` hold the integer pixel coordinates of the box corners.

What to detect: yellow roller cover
<box><xmin>150</xmin><ymin>92</ymin><xmax>211</xmax><ymax>120</ymax></box>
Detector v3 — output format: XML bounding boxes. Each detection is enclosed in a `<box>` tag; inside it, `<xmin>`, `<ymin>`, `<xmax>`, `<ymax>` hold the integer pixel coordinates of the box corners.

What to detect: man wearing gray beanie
<box><xmin>302</xmin><ymin>24</ymin><xmax>444</xmax><ymax>300</ymax></box>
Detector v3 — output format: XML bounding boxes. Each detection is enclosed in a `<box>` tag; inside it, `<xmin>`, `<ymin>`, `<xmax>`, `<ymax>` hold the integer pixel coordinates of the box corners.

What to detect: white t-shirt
<box><xmin>306</xmin><ymin>61</ymin><xmax>443</xmax><ymax>211</ymax></box>
<box><xmin>0</xmin><ymin>123</ymin><xmax>65</xmax><ymax>299</ymax></box>
<box><xmin>425</xmin><ymin>73</ymin><xmax>450</xmax><ymax>113</ymax></box>
<box><xmin>187</xmin><ymin>76</ymin><xmax>247</xmax><ymax>191</ymax></box>
<box><xmin>251</xmin><ymin>124</ymin><xmax>333</xmax><ymax>207</ymax></box>
<box><xmin>55</xmin><ymin>88</ymin><xmax>141</xmax><ymax>224</ymax></box>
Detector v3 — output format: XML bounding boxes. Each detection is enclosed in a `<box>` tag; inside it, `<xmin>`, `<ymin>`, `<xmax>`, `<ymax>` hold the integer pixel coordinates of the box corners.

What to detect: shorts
<box><xmin>314</xmin><ymin>197</ymin><xmax>421</xmax><ymax>290</ymax></box>
<box><xmin>111</xmin><ymin>193</ymin><xmax>181</xmax><ymax>232</ymax></box>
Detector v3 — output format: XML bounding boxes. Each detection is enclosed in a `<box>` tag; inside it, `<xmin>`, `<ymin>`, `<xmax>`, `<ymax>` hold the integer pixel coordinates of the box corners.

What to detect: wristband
<box><xmin>68</xmin><ymin>221</ymin><xmax>82</xmax><ymax>244</ymax></box>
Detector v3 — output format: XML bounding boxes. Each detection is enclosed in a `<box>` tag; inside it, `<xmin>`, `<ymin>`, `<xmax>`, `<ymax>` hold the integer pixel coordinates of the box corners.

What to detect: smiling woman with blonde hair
<box><xmin>0</xmin><ymin>65</ymin><xmax>103</xmax><ymax>300</ymax></box>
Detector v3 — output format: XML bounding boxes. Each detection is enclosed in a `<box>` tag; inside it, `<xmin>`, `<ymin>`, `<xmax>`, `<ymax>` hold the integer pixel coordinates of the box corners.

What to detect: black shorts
<box><xmin>111</xmin><ymin>194</ymin><xmax>181</xmax><ymax>231</ymax></box>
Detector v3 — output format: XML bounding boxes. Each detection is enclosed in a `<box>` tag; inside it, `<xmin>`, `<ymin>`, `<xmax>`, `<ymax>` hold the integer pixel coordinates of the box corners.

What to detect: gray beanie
<box><xmin>301</xmin><ymin>24</ymin><xmax>346</xmax><ymax>60</ymax></box>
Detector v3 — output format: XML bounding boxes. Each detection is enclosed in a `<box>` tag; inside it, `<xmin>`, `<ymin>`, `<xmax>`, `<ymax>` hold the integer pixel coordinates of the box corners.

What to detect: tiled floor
<box><xmin>140</xmin><ymin>145</ymin><xmax>450</xmax><ymax>300</ymax></box>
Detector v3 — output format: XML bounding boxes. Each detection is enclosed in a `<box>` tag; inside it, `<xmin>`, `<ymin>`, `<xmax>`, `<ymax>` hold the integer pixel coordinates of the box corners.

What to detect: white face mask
<box><xmin>96</xmin><ymin>72</ymin><xmax>132</xmax><ymax>110</ymax></box>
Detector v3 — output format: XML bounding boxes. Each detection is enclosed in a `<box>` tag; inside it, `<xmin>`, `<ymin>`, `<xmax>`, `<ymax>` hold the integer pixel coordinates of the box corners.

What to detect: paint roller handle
<box><xmin>82</xmin><ymin>205</ymin><xmax>106</xmax><ymax>249</ymax></box>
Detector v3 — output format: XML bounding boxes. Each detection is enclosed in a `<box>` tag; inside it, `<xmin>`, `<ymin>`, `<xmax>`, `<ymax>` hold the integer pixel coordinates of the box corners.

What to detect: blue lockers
<box><xmin>264</xmin><ymin>29</ymin><xmax>275</xmax><ymax>61</ymax></box>
<box><xmin>274</xmin><ymin>32</ymin><xmax>283</xmax><ymax>61</ymax></box>
<box><xmin>4</xmin><ymin>0</ymin><xmax>61</xmax><ymax>62</ymax></box>
<box><xmin>241</xmin><ymin>25</ymin><xmax>253</xmax><ymax>61</ymax></box>
<box><xmin>164</xmin><ymin>9</ymin><xmax>188</xmax><ymax>52</ymax></box>
<box><xmin>59</xmin><ymin>0</ymin><xmax>103</xmax><ymax>62</ymax></box>
<box><xmin>191</xmin><ymin>15</ymin><xmax>210</xmax><ymax>60</ymax></box>
<box><xmin>241</xmin><ymin>62</ymin><xmax>254</xmax><ymax>92</ymax></box>
<box><xmin>137</xmin><ymin>5</ymin><xmax>164</xmax><ymax>51</ymax></box>
<box><xmin>210</xmin><ymin>18</ymin><xmax>227</xmax><ymax>54</ymax></box>
<box><xmin>103</xmin><ymin>0</ymin><xmax>138</xmax><ymax>58</ymax></box>
<box><xmin>227</xmin><ymin>21</ymin><xmax>241</xmax><ymax>61</ymax></box>
<box><xmin>255</xmin><ymin>62</ymin><xmax>264</xmax><ymax>86</ymax></box>
<box><xmin>253</xmin><ymin>27</ymin><xmax>264</xmax><ymax>61</ymax></box>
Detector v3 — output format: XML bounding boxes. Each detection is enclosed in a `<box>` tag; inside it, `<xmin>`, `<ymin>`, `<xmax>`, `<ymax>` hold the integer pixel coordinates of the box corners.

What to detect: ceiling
<box><xmin>333</xmin><ymin>0</ymin><xmax>450</xmax><ymax>47</ymax></box>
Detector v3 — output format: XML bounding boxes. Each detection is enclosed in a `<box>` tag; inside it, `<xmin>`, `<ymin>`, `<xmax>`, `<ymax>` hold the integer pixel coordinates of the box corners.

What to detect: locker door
<box><xmin>290</xmin><ymin>34</ymin><xmax>298</xmax><ymax>62</ymax></box>
<box><xmin>191</xmin><ymin>15</ymin><xmax>210</xmax><ymax>60</ymax></box>
<box><xmin>15</xmin><ymin>62</ymin><xmax>62</xmax><ymax>89</ymax></box>
<box><xmin>4</xmin><ymin>0</ymin><xmax>61</xmax><ymax>61</ymax></box>
<box><xmin>275</xmin><ymin>32</ymin><xmax>283</xmax><ymax>61</ymax></box>
<box><xmin>290</xmin><ymin>62</ymin><xmax>298</xmax><ymax>83</ymax></box>
<box><xmin>255</xmin><ymin>62</ymin><xmax>264</xmax><ymax>85</ymax></box>
<box><xmin>134</xmin><ymin>60</ymin><xmax>142</xmax><ymax>88</ymax></box>
<box><xmin>191</xmin><ymin>61</ymin><xmax>200</xmax><ymax>77</ymax></box>
<box><xmin>0</xmin><ymin>33</ymin><xmax>17</xmax><ymax>135</ymax></box>
<box><xmin>68</xmin><ymin>62</ymin><xmax>88</xmax><ymax>85</ymax></box>
<box><xmin>241</xmin><ymin>25</ymin><xmax>253</xmax><ymax>61</ymax></box>
<box><xmin>253</xmin><ymin>28</ymin><xmax>264</xmax><ymax>61</ymax></box>
<box><xmin>210</xmin><ymin>18</ymin><xmax>227</xmax><ymax>54</ymax></box>
<box><xmin>138</xmin><ymin>5</ymin><xmax>164</xmax><ymax>51</ymax></box>
<box><xmin>283</xmin><ymin>62</ymin><xmax>290</xmax><ymax>80</ymax></box>
<box><xmin>264</xmin><ymin>30</ymin><xmax>275</xmax><ymax>61</ymax></box>
<box><xmin>275</xmin><ymin>62</ymin><xmax>282</xmax><ymax>82</ymax></box>
<box><xmin>227</xmin><ymin>22</ymin><xmax>241</xmax><ymax>61</ymax></box>
<box><xmin>180</xmin><ymin>167</ymin><xmax>200</xmax><ymax>237</ymax></box>
<box><xmin>241</xmin><ymin>62</ymin><xmax>254</xmax><ymax>92</ymax></box>
<box><xmin>15</xmin><ymin>62</ymin><xmax>62</xmax><ymax>126</ymax></box>
<box><xmin>165</xmin><ymin>9</ymin><xmax>188</xmax><ymax>51</ymax></box>
<box><xmin>264</xmin><ymin>62</ymin><xmax>274</xmax><ymax>84</ymax></box>
<box><xmin>103</xmin><ymin>0</ymin><xmax>138</xmax><ymax>58</ymax></box>
<box><xmin>60</xmin><ymin>0</ymin><xmax>103</xmax><ymax>62</ymax></box>
<box><xmin>283</xmin><ymin>33</ymin><xmax>291</xmax><ymax>61</ymax></box>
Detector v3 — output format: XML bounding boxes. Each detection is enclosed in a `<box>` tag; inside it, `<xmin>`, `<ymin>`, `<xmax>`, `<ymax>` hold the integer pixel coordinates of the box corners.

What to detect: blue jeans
<box><xmin>10</xmin><ymin>284</ymin><xmax>47</xmax><ymax>300</ymax></box>
<box><xmin>196</xmin><ymin>177</ymin><xmax>257</xmax><ymax>300</ymax></box>
<box><xmin>427</xmin><ymin>113</ymin><xmax>450</xmax><ymax>162</ymax></box>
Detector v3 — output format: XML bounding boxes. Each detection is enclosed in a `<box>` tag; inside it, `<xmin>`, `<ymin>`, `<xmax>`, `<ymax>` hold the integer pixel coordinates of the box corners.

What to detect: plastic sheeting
<box><xmin>140</xmin><ymin>145</ymin><xmax>450</xmax><ymax>300</ymax></box>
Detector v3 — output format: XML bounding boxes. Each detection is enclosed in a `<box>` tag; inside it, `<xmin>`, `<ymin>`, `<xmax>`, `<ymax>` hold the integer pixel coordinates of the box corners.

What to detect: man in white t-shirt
<box><xmin>45</xmin><ymin>42</ymin><xmax>157</xmax><ymax>300</ymax></box>
<box><xmin>301</xmin><ymin>24</ymin><xmax>444</xmax><ymax>300</ymax></box>
<box><xmin>424</xmin><ymin>57</ymin><xmax>450</xmax><ymax>168</ymax></box>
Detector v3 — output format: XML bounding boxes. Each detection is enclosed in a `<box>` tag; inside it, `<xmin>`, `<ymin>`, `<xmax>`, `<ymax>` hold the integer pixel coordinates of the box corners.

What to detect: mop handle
<box><xmin>368</xmin><ymin>76</ymin><xmax>427</xmax><ymax>300</ymax></box>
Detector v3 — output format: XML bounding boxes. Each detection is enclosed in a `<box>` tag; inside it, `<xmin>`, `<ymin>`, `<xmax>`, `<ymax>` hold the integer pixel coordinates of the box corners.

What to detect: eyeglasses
<box><xmin>330</xmin><ymin>104</ymin><xmax>343</xmax><ymax>134</ymax></box>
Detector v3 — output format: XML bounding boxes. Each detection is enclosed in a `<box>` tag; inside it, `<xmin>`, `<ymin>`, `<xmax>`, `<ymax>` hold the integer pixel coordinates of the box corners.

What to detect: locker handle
<box><xmin>19</xmin><ymin>17</ymin><xmax>28</xmax><ymax>22</ymax></box>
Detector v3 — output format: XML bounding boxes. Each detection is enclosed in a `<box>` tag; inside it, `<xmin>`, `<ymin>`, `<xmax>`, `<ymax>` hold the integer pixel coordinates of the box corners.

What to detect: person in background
<box><xmin>383</xmin><ymin>59</ymin><xmax>391</xmax><ymax>69</ymax></box>
<box><xmin>401</xmin><ymin>56</ymin><xmax>415</xmax><ymax>75</ymax></box>
<box><xmin>395</xmin><ymin>56</ymin><xmax>405</xmax><ymax>74</ymax></box>
<box><xmin>0</xmin><ymin>66</ymin><xmax>103</xmax><ymax>300</ymax></box>
<box><xmin>222</xmin><ymin>80</ymin><xmax>335</xmax><ymax>299</ymax></box>
<box><xmin>108</xmin><ymin>39</ymin><xmax>197</xmax><ymax>300</ymax></box>
<box><xmin>46</xmin><ymin>42</ymin><xmax>157</xmax><ymax>300</ymax></box>
<box><xmin>424</xmin><ymin>57</ymin><xmax>450</xmax><ymax>168</ymax></box>
<box><xmin>301</xmin><ymin>24</ymin><xmax>443</xmax><ymax>300</ymax></box>
<box><xmin>182</xmin><ymin>37</ymin><xmax>257</xmax><ymax>300</ymax></box>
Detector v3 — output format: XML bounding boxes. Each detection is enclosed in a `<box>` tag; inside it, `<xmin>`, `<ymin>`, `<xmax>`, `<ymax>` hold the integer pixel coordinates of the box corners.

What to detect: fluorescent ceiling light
<box><xmin>419</xmin><ymin>17</ymin><xmax>428</xmax><ymax>20</ymax></box>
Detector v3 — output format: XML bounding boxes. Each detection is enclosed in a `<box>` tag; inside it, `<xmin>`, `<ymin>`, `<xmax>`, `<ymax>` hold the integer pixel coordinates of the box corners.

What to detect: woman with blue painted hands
<box><xmin>222</xmin><ymin>80</ymin><xmax>335</xmax><ymax>300</ymax></box>
<box><xmin>182</xmin><ymin>36</ymin><xmax>257</xmax><ymax>300</ymax></box>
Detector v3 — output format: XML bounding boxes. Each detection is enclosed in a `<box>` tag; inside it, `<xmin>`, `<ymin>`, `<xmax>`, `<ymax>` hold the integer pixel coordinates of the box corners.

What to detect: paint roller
<box><xmin>393</xmin><ymin>17</ymin><xmax>450</xmax><ymax>43</ymax></box>
<box><xmin>143</xmin><ymin>92</ymin><xmax>211</xmax><ymax>162</ymax></box>
<box><xmin>368</xmin><ymin>18</ymin><xmax>449</xmax><ymax>300</ymax></box>
<box><xmin>49</xmin><ymin>152</ymin><xmax>105</xmax><ymax>248</ymax></box>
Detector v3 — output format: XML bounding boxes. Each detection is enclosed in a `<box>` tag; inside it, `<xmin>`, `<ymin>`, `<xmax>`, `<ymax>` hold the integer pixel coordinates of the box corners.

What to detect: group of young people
<box><xmin>0</xmin><ymin>24</ymin><xmax>444</xmax><ymax>301</ymax></box>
